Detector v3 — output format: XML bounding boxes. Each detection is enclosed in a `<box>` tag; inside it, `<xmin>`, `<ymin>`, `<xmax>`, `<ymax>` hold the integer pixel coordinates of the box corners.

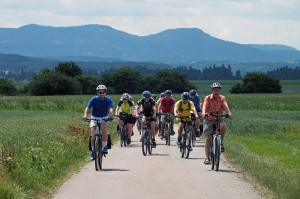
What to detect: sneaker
<box><xmin>102</xmin><ymin>145</ymin><xmax>108</xmax><ymax>154</ymax></box>
<box><xmin>176</xmin><ymin>138</ymin><xmax>181</xmax><ymax>145</ymax></box>
<box><xmin>90</xmin><ymin>150</ymin><xmax>94</xmax><ymax>161</ymax></box>
<box><xmin>171</xmin><ymin>130</ymin><xmax>175</xmax><ymax>135</ymax></box>
<box><xmin>127</xmin><ymin>138</ymin><xmax>131</xmax><ymax>145</ymax></box>
<box><xmin>152</xmin><ymin>139</ymin><xmax>156</xmax><ymax>148</ymax></box>
<box><xmin>189</xmin><ymin>147</ymin><xmax>193</xmax><ymax>151</ymax></box>
<box><xmin>221</xmin><ymin>144</ymin><xmax>225</xmax><ymax>152</ymax></box>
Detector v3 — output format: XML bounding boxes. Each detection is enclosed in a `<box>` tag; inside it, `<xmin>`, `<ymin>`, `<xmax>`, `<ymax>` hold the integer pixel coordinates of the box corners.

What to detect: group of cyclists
<box><xmin>83</xmin><ymin>82</ymin><xmax>232</xmax><ymax>165</ymax></box>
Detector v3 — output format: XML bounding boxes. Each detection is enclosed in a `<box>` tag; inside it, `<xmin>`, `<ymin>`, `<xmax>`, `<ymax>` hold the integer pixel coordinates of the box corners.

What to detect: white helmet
<box><xmin>211</xmin><ymin>82</ymin><xmax>222</xmax><ymax>89</ymax></box>
<box><xmin>96</xmin><ymin>84</ymin><xmax>107</xmax><ymax>91</ymax></box>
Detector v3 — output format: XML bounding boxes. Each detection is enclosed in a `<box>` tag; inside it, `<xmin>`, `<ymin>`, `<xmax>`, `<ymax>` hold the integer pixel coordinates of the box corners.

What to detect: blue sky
<box><xmin>1</xmin><ymin>0</ymin><xmax>300</xmax><ymax>50</ymax></box>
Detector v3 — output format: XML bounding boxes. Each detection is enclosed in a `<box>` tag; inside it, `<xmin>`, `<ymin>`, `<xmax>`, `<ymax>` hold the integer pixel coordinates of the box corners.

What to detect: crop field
<box><xmin>0</xmin><ymin>83</ymin><xmax>300</xmax><ymax>198</ymax></box>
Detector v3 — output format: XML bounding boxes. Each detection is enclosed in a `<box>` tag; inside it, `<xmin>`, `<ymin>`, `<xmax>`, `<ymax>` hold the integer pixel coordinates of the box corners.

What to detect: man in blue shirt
<box><xmin>189</xmin><ymin>89</ymin><xmax>203</xmax><ymax>137</ymax></box>
<box><xmin>83</xmin><ymin>84</ymin><xmax>114</xmax><ymax>160</ymax></box>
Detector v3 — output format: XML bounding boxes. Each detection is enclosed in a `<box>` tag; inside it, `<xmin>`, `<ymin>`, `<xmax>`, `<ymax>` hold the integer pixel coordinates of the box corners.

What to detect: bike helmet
<box><xmin>151</xmin><ymin>94</ymin><xmax>157</xmax><ymax>99</ymax></box>
<box><xmin>189</xmin><ymin>89</ymin><xmax>197</xmax><ymax>95</ymax></box>
<box><xmin>96</xmin><ymin>84</ymin><xmax>107</xmax><ymax>91</ymax></box>
<box><xmin>142</xmin><ymin>90</ymin><xmax>151</xmax><ymax>98</ymax></box>
<box><xmin>211</xmin><ymin>82</ymin><xmax>222</xmax><ymax>89</ymax></box>
<box><xmin>165</xmin><ymin>90</ymin><xmax>172</xmax><ymax>95</ymax></box>
<box><xmin>122</xmin><ymin>93</ymin><xmax>130</xmax><ymax>100</ymax></box>
<box><xmin>160</xmin><ymin>92</ymin><xmax>166</xmax><ymax>98</ymax></box>
<box><xmin>181</xmin><ymin>92</ymin><xmax>189</xmax><ymax>100</ymax></box>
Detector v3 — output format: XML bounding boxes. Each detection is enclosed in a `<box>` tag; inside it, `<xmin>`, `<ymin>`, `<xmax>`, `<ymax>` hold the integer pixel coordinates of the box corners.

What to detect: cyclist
<box><xmin>156</xmin><ymin>92</ymin><xmax>165</xmax><ymax>134</ymax></box>
<box><xmin>189</xmin><ymin>89</ymin><xmax>202</xmax><ymax>137</ymax></box>
<box><xmin>83</xmin><ymin>84</ymin><xmax>114</xmax><ymax>160</ymax></box>
<box><xmin>136</xmin><ymin>91</ymin><xmax>157</xmax><ymax>147</ymax></box>
<box><xmin>115</xmin><ymin>93</ymin><xmax>135</xmax><ymax>145</ymax></box>
<box><xmin>174</xmin><ymin>92</ymin><xmax>199</xmax><ymax>148</ymax></box>
<box><xmin>202</xmin><ymin>82</ymin><xmax>232</xmax><ymax>165</ymax></box>
<box><xmin>158</xmin><ymin>90</ymin><xmax>176</xmax><ymax>136</ymax></box>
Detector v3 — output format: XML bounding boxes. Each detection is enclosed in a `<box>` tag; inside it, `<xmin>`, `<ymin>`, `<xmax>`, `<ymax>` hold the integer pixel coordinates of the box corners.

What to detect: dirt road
<box><xmin>53</xmin><ymin>125</ymin><xmax>261</xmax><ymax>199</ymax></box>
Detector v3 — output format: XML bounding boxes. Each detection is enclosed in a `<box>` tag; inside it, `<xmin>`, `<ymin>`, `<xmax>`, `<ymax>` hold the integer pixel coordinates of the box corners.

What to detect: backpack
<box><xmin>179</xmin><ymin>100</ymin><xmax>191</xmax><ymax>112</ymax></box>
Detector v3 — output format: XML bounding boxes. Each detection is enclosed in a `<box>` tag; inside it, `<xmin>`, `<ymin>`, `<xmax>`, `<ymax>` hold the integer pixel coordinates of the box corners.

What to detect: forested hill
<box><xmin>0</xmin><ymin>24</ymin><xmax>300</xmax><ymax>63</ymax></box>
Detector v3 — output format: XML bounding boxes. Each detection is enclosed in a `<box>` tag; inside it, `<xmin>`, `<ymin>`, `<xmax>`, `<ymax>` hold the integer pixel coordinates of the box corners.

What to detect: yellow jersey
<box><xmin>174</xmin><ymin>100</ymin><xmax>196</xmax><ymax>117</ymax></box>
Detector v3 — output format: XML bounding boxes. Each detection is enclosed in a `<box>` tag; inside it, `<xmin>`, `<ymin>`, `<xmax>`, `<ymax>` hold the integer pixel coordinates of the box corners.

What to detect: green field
<box><xmin>1</xmin><ymin>86</ymin><xmax>300</xmax><ymax>198</ymax></box>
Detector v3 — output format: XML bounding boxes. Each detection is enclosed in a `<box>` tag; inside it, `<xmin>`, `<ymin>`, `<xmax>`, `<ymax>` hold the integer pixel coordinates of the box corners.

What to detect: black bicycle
<box><xmin>86</xmin><ymin>117</ymin><xmax>111</xmax><ymax>171</ymax></box>
<box><xmin>159</xmin><ymin>112</ymin><xmax>174</xmax><ymax>146</ymax></box>
<box><xmin>136</xmin><ymin>112</ymin><xmax>143</xmax><ymax>135</ymax></box>
<box><xmin>115</xmin><ymin>112</ymin><xmax>129</xmax><ymax>147</ymax></box>
<box><xmin>190</xmin><ymin>112</ymin><xmax>197</xmax><ymax>147</ymax></box>
<box><xmin>178</xmin><ymin>116</ymin><xmax>192</xmax><ymax>159</ymax></box>
<box><xmin>141</xmin><ymin>116</ymin><xmax>154</xmax><ymax>156</ymax></box>
<box><xmin>206</xmin><ymin>113</ymin><xmax>229</xmax><ymax>171</ymax></box>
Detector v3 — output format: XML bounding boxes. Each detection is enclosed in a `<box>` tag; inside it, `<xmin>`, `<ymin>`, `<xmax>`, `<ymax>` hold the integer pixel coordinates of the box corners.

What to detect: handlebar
<box><xmin>205</xmin><ymin>113</ymin><xmax>229</xmax><ymax>118</ymax></box>
<box><xmin>83</xmin><ymin>116</ymin><xmax>113</xmax><ymax>122</ymax></box>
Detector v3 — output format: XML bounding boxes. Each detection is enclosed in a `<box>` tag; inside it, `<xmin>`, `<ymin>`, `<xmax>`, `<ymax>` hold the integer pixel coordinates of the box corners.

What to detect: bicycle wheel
<box><xmin>123</xmin><ymin>125</ymin><xmax>127</xmax><ymax>147</ymax></box>
<box><xmin>142</xmin><ymin>131</ymin><xmax>147</xmax><ymax>156</ymax></box>
<box><xmin>192</xmin><ymin>123</ymin><xmax>197</xmax><ymax>147</ymax></box>
<box><xmin>211</xmin><ymin>135</ymin><xmax>216</xmax><ymax>170</ymax></box>
<box><xmin>181</xmin><ymin>134</ymin><xmax>186</xmax><ymax>158</ymax></box>
<box><xmin>94</xmin><ymin>135</ymin><xmax>102</xmax><ymax>171</ymax></box>
<box><xmin>165</xmin><ymin>124</ymin><xmax>170</xmax><ymax>145</ymax></box>
<box><xmin>184</xmin><ymin>131</ymin><xmax>191</xmax><ymax>159</ymax></box>
<box><xmin>147</xmin><ymin>131</ymin><xmax>153</xmax><ymax>155</ymax></box>
<box><xmin>215</xmin><ymin>136</ymin><xmax>221</xmax><ymax>171</ymax></box>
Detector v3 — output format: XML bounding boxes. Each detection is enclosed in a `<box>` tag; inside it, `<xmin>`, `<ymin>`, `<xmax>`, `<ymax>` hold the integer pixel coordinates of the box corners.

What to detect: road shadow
<box><xmin>151</xmin><ymin>153</ymin><xmax>170</xmax><ymax>156</ymax></box>
<box><xmin>206</xmin><ymin>168</ymin><xmax>237</xmax><ymax>173</ymax></box>
<box><xmin>101</xmin><ymin>168</ymin><xmax>130</xmax><ymax>172</ymax></box>
<box><xmin>187</xmin><ymin>157</ymin><xmax>206</xmax><ymax>160</ymax></box>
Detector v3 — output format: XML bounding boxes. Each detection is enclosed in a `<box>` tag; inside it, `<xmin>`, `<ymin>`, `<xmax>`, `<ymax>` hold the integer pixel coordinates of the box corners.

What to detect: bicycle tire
<box><xmin>184</xmin><ymin>131</ymin><xmax>191</xmax><ymax>159</ymax></box>
<box><xmin>147</xmin><ymin>131</ymin><xmax>152</xmax><ymax>155</ymax></box>
<box><xmin>94</xmin><ymin>135</ymin><xmax>102</xmax><ymax>171</ymax></box>
<box><xmin>211</xmin><ymin>135</ymin><xmax>216</xmax><ymax>170</ymax></box>
<box><xmin>181</xmin><ymin>133</ymin><xmax>186</xmax><ymax>158</ymax></box>
<box><xmin>142</xmin><ymin>131</ymin><xmax>147</xmax><ymax>156</ymax></box>
<box><xmin>215</xmin><ymin>136</ymin><xmax>221</xmax><ymax>171</ymax></box>
<box><xmin>165</xmin><ymin>124</ymin><xmax>170</xmax><ymax>145</ymax></box>
<box><xmin>192</xmin><ymin>123</ymin><xmax>197</xmax><ymax>147</ymax></box>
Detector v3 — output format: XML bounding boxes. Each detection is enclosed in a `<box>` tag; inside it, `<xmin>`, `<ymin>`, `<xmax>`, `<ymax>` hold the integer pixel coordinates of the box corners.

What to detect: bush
<box><xmin>0</xmin><ymin>78</ymin><xmax>18</xmax><ymax>95</ymax></box>
<box><xmin>28</xmin><ymin>71</ymin><xmax>82</xmax><ymax>95</ymax></box>
<box><xmin>55</xmin><ymin>61</ymin><xmax>82</xmax><ymax>77</ymax></box>
<box><xmin>230</xmin><ymin>72</ymin><xmax>281</xmax><ymax>93</ymax></box>
<box><xmin>76</xmin><ymin>75</ymin><xmax>100</xmax><ymax>95</ymax></box>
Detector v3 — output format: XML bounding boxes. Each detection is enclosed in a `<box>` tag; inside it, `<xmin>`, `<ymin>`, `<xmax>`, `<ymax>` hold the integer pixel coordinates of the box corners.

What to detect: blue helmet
<box><xmin>142</xmin><ymin>90</ymin><xmax>151</xmax><ymax>98</ymax></box>
<box><xmin>160</xmin><ymin>92</ymin><xmax>166</xmax><ymax>97</ymax></box>
<box><xmin>189</xmin><ymin>89</ymin><xmax>197</xmax><ymax>95</ymax></box>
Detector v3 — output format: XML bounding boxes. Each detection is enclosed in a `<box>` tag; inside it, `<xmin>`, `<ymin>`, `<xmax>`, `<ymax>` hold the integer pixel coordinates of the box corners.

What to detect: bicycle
<box><xmin>190</xmin><ymin>112</ymin><xmax>197</xmax><ymax>147</ymax></box>
<box><xmin>177</xmin><ymin>116</ymin><xmax>192</xmax><ymax>159</ymax></box>
<box><xmin>136</xmin><ymin>112</ymin><xmax>143</xmax><ymax>135</ymax></box>
<box><xmin>159</xmin><ymin>112</ymin><xmax>174</xmax><ymax>146</ymax></box>
<box><xmin>86</xmin><ymin>117</ymin><xmax>111</xmax><ymax>171</ymax></box>
<box><xmin>140</xmin><ymin>115</ymin><xmax>154</xmax><ymax>156</ymax></box>
<box><xmin>205</xmin><ymin>113</ymin><xmax>229</xmax><ymax>171</ymax></box>
<box><xmin>115</xmin><ymin>112</ymin><xmax>129</xmax><ymax>147</ymax></box>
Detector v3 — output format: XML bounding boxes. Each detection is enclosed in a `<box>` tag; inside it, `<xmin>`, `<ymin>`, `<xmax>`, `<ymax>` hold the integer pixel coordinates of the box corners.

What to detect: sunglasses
<box><xmin>98</xmin><ymin>91</ymin><xmax>106</xmax><ymax>94</ymax></box>
<box><xmin>123</xmin><ymin>99</ymin><xmax>128</xmax><ymax>101</ymax></box>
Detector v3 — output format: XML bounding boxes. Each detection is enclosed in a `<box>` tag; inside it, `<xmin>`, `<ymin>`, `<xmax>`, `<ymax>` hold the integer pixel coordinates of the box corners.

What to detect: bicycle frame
<box><xmin>141</xmin><ymin>116</ymin><xmax>154</xmax><ymax>156</ymax></box>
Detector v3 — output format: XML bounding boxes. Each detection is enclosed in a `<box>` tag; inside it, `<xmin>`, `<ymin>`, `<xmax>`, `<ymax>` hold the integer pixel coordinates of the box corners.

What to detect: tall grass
<box><xmin>224</xmin><ymin>94</ymin><xmax>300</xmax><ymax>199</ymax></box>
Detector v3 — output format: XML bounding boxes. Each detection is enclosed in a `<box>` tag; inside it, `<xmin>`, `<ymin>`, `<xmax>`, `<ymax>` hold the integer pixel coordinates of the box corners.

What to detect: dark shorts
<box><xmin>179</xmin><ymin>119</ymin><xmax>192</xmax><ymax>126</ymax></box>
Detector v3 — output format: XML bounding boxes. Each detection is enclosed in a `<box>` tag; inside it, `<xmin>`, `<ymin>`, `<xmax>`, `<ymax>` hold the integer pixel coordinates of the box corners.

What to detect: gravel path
<box><xmin>53</xmin><ymin>125</ymin><xmax>261</xmax><ymax>199</ymax></box>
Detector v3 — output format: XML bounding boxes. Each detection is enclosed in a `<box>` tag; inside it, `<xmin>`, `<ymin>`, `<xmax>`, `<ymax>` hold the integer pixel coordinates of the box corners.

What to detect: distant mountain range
<box><xmin>0</xmin><ymin>24</ymin><xmax>300</xmax><ymax>63</ymax></box>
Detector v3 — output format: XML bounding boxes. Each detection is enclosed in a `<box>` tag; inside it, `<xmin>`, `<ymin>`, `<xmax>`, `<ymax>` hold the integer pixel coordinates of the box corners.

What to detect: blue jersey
<box><xmin>87</xmin><ymin>96</ymin><xmax>113</xmax><ymax>117</ymax></box>
<box><xmin>189</xmin><ymin>94</ymin><xmax>201</xmax><ymax>111</ymax></box>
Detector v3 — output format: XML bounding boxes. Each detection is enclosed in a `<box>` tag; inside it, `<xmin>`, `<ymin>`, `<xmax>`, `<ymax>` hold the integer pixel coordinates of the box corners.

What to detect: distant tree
<box><xmin>100</xmin><ymin>67</ymin><xmax>146</xmax><ymax>94</ymax></box>
<box><xmin>149</xmin><ymin>69</ymin><xmax>196</xmax><ymax>93</ymax></box>
<box><xmin>76</xmin><ymin>75</ymin><xmax>100</xmax><ymax>95</ymax></box>
<box><xmin>0</xmin><ymin>78</ymin><xmax>18</xmax><ymax>95</ymax></box>
<box><xmin>230</xmin><ymin>72</ymin><xmax>281</xmax><ymax>93</ymax></box>
<box><xmin>55</xmin><ymin>61</ymin><xmax>82</xmax><ymax>77</ymax></box>
<box><xmin>28</xmin><ymin>71</ymin><xmax>82</xmax><ymax>95</ymax></box>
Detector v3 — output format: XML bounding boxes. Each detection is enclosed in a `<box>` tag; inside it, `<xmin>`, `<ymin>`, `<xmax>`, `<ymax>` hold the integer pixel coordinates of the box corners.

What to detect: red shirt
<box><xmin>160</xmin><ymin>97</ymin><xmax>175</xmax><ymax>112</ymax></box>
<box><xmin>202</xmin><ymin>94</ymin><xmax>228</xmax><ymax>120</ymax></box>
